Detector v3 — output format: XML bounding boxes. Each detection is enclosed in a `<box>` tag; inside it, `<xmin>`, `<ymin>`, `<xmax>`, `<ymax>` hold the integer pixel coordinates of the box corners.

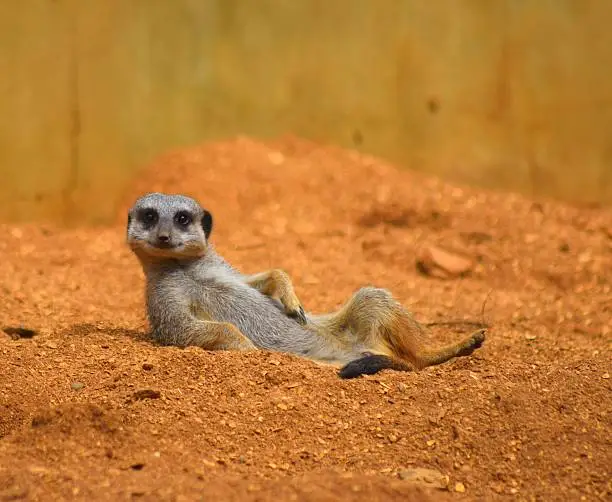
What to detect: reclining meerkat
<box><xmin>126</xmin><ymin>192</ymin><xmax>485</xmax><ymax>378</ymax></box>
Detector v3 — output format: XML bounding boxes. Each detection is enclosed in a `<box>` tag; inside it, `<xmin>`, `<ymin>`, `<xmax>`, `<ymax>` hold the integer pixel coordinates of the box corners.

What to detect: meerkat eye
<box><xmin>174</xmin><ymin>211</ymin><xmax>192</xmax><ymax>228</ymax></box>
<box><xmin>138</xmin><ymin>208</ymin><xmax>159</xmax><ymax>226</ymax></box>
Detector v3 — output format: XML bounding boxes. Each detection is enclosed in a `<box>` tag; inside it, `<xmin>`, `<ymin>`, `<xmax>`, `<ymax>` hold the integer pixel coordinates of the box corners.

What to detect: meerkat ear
<box><xmin>201</xmin><ymin>210</ymin><xmax>213</xmax><ymax>239</ymax></box>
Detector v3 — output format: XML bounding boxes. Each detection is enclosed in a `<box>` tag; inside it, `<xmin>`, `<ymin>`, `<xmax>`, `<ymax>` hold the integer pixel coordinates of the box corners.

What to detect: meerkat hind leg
<box><xmin>321</xmin><ymin>287</ymin><xmax>486</xmax><ymax>377</ymax></box>
<box><xmin>414</xmin><ymin>328</ymin><xmax>486</xmax><ymax>368</ymax></box>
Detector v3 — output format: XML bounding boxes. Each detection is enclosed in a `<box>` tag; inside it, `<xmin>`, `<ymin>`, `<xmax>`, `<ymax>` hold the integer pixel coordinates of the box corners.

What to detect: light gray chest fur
<box><xmin>145</xmin><ymin>250</ymin><xmax>327</xmax><ymax>356</ymax></box>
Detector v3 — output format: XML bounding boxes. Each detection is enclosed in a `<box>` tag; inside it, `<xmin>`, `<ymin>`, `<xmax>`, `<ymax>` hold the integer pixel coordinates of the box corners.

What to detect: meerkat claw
<box><xmin>288</xmin><ymin>305</ymin><xmax>307</xmax><ymax>325</ymax></box>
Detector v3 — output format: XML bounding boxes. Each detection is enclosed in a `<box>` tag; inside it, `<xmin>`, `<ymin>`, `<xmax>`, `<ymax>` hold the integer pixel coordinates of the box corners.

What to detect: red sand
<box><xmin>1</xmin><ymin>136</ymin><xmax>610</xmax><ymax>501</ymax></box>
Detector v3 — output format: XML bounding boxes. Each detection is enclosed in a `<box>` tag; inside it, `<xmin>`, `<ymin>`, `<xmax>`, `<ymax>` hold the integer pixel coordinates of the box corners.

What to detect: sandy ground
<box><xmin>0</xmin><ymin>136</ymin><xmax>610</xmax><ymax>502</ymax></box>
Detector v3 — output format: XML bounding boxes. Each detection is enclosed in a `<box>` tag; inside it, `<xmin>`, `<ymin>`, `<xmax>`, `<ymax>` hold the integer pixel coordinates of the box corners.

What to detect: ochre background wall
<box><xmin>1</xmin><ymin>0</ymin><xmax>611</xmax><ymax>224</ymax></box>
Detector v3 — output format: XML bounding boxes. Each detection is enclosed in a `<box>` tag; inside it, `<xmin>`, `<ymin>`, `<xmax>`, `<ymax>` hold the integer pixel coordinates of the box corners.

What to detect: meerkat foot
<box><xmin>414</xmin><ymin>328</ymin><xmax>487</xmax><ymax>368</ymax></box>
<box><xmin>455</xmin><ymin>328</ymin><xmax>486</xmax><ymax>357</ymax></box>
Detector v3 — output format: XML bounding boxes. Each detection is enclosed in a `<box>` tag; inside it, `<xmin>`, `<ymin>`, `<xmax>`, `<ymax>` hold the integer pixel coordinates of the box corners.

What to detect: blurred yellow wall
<box><xmin>1</xmin><ymin>0</ymin><xmax>611</xmax><ymax>224</ymax></box>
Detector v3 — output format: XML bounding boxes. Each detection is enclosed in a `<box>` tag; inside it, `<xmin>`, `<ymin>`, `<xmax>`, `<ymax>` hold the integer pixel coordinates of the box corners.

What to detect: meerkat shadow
<box><xmin>65</xmin><ymin>323</ymin><xmax>150</xmax><ymax>343</ymax></box>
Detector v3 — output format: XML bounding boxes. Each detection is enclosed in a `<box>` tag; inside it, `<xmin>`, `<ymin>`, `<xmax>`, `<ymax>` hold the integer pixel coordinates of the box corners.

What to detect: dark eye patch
<box><xmin>174</xmin><ymin>211</ymin><xmax>193</xmax><ymax>228</ymax></box>
<box><xmin>137</xmin><ymin>208</ymin><xmax>159</xmax><ymax>228</ymax></box>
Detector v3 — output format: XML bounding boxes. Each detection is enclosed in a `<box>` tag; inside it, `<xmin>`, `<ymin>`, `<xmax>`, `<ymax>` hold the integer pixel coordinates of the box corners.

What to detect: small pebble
<box><xmin>267</xmin><ymin>151</ymin><xmax>285</xmax><ymax>166</ymax></box>
<box><xmin>3</xmin><ymin>326</ymin><xmax>37</xmax><ymax>340</ymax></box>
<box><xmin>71</xmin><ymin>381</ymin><xmax>84</xmax><ymax>391</ymax></box>
<box><xmin>397</xmin><ymin>467</ymin><xmax>448</xmax><ymax>490</ymax></box>
<box><xmin>455</xmin><ymin>482</ymin><xmax>466</xmax><ymax>493</ymax></box>
<box><xmin>133</xmin><ymin>389</ymin><xmax>161</xmax><ymax>400</ymax></box>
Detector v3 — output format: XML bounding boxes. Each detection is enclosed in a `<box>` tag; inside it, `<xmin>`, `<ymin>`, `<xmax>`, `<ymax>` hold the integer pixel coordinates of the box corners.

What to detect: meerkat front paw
<box><xmin>286</xmin><ymin>304</ymin><xmax>307</xmax><ymax>325</ymax></box>
<box><xmin>276</xmin><ymin>288</ymin><xmax>308</xmax><ymax>324</ymax></box>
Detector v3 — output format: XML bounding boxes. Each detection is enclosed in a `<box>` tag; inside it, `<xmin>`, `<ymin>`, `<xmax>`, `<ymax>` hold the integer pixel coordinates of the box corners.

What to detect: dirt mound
<box><xmin>0</xmin><ymin>136</ymin><xmax>610</xmax><ymax>501</ymax></box>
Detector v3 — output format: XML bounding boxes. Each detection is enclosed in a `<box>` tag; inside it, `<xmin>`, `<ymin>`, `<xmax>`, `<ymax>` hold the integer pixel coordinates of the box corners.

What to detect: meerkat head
<box><xmin>126</xmin><ymin>192</ymin><xmax>213</xmax><ymax>260</ymax></box>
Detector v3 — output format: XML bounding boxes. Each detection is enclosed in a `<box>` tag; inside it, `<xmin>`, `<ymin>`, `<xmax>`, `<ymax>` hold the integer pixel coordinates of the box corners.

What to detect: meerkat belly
<box><xmin>197</xmin><ymin>279</ymin><xmax>316</xmax><ymax>353</ymax></box>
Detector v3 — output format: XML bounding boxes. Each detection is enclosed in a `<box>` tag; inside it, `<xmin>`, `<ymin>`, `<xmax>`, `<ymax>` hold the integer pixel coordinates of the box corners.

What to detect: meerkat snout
<box><xmin>126</xmin><ymin>192</ymin><xmax>213</xmax><ymax>260</ymax></box>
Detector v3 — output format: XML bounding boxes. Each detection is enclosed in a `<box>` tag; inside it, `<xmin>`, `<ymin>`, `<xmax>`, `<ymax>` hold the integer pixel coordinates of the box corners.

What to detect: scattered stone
<box><xmin>602</xmin><ymin>373</ymin><xmax>610</xmax><ymax>380</ymax></box>
<box><xmin>3</xmin><ymin>326</ymin><xmax>37</xmax><ymax>340</ymax></box>
<box><xmin>416</xmin><ymin>245</ymin><xmax>473</xmax><ymax>279</ymax></box>
<box><xmin>142</xmin><ymin>363</ymin><xmax>154</xmax><ymax>371</ymax></box>
<box><xmin>460</xmin><ymin>230</ymin><xmax>492</xmax><ymax>244</ymax></box>
<box><xmin>525</xmin><ymin>334</ymin><xmax>537</xmax><ymax>341</ymax></box>
<box><xmin>71</xmin><ymin>381</ymin><xmax>85</xmax><ymax>391</ymax></box>
<box><xmin>558</xmin><ymin>242</ymin><xmax>570</xmax><ymax>253</ymax></box>
<box><xmin>31</xmin><ymin>412</ymin><xmax>53</xmax><ymax>428</ymax></box>
<box><xmin>10</xmin><ymin>228</ymin><xmax>23</xmax><ymax>239</ymax></box>
<box><xmin>267</xmin><ymin>151</ymin><xmax>285</xmax><ymax>166</ymax></box>
<box><xmin>27</xmin><ymin>466</ymin><xmax>51</xmax><ymax>475</ymax></box>
<box><xmin>397</xmin><ymin>467</ymin><xmax>448</xmax><ymax>490</ymax></box>
<box><xmin>572</xmin><ymin>324</ymin><xmax>601</xmax><ymax>336</ymax></box>
<box><xmin>133</xmin><ymin>389</ymin><xmax>161</xmax><ymax>400</ymax></box>
<box><xmin>454</xmin><ymin>482</ymin><xmax>466</xmax><ymax>493</ymax></box>
<box><xmin>0</xmin><ymin>485</ymin><xmax>29</xmax><ymax>500</ymax></box>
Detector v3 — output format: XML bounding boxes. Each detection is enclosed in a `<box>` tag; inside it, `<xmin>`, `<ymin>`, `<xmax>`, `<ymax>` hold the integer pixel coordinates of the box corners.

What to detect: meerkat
<box><xmin>126</xmin><ymin>192</ymin><xmax>485</xmax><ymax>378</ymax></box>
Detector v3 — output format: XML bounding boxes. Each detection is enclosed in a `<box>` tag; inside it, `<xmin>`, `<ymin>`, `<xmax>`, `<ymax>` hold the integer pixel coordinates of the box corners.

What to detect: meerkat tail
<box><xmin>338</xmin><ymin>354</ymin><xmax>412</xmax><ymax>379</ymax></box>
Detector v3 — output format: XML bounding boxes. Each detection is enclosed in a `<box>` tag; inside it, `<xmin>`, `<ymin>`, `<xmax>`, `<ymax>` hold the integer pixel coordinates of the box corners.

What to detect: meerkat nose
<box><xmin>158</xmin><ymin>234</ymin><xmax>170</xmax><ymax>242</ymax></box>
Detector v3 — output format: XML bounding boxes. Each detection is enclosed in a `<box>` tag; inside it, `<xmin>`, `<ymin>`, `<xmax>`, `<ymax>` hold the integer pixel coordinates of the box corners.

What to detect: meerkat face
<box><xmin>126</xmin><ymin>192</ymin><xmax>213</xmax><ymax>259</ymax></box>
